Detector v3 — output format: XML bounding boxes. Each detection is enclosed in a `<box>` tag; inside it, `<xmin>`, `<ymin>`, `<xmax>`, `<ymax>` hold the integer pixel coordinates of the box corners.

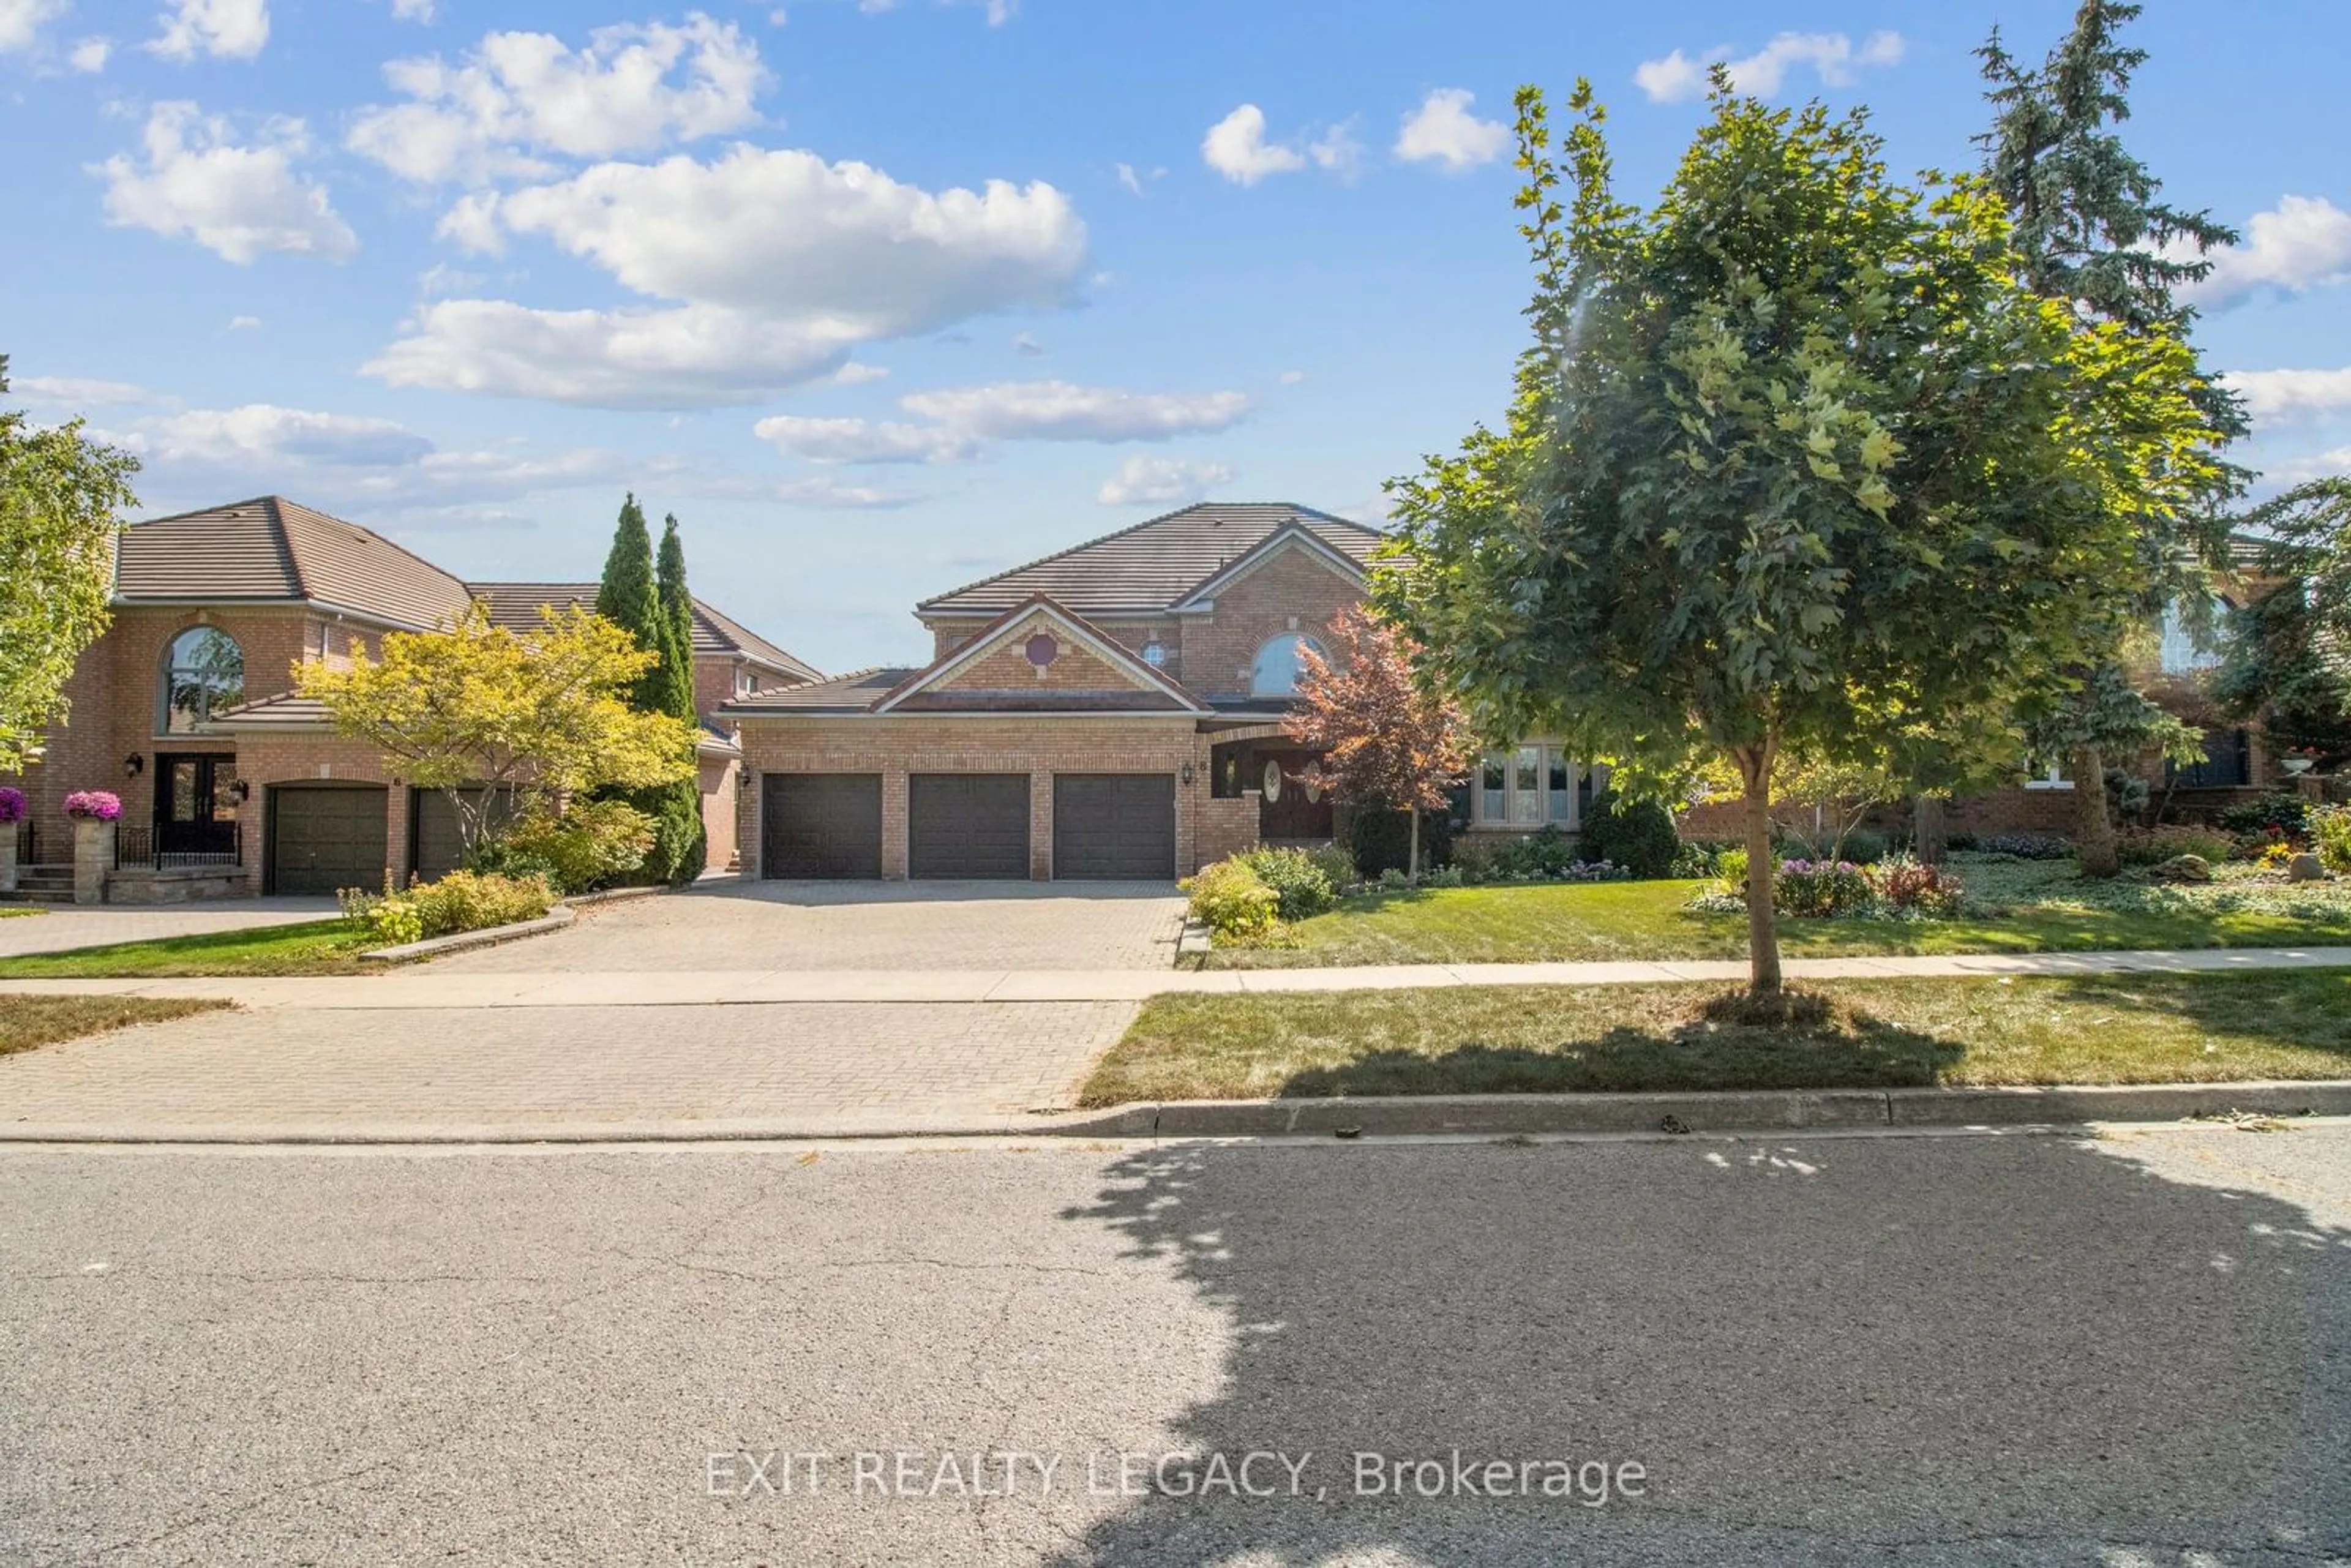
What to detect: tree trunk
<box><xmin>1913</xmin><ymin>795</ymin><xmax>1946</xmax><ymax>866</ymax></box>
<box><xmin>1407</xmin><ymin>809</ymin><xmax>1422</xmax><ymax>885</ymax></box>
<box><xmin>2071</xmin><ymin>743</ymin><xmax>2118</xmax><ymax>878</ymax></box>
<box><xmin>1738</xmin><ymin>747</ymin><xmax>1783</xmax><ymax>994</ymax></box>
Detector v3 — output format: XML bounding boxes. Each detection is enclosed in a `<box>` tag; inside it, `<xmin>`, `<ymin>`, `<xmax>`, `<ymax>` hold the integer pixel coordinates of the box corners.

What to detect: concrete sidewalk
<box><xmin>4</xmin><ymin>943</ymin><xmax>2349</xmax><ymax>1008</ymax></box>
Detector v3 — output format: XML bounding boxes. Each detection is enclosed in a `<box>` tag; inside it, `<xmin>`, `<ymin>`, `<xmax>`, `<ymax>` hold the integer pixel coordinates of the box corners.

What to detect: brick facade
<box><xmin>934</xmin><ymin>613</ymin><xmax>1156</xmax><ymax>695</ymax></box>
<box><xmin>1177</xmin><ymin>544</ymin><xmax>1365</xmax><ymax>702</ymax></box>
<box><xmin>221</xmin><ymin>729</ymin><xmax>411</xmax><ymax>893</ymax></box>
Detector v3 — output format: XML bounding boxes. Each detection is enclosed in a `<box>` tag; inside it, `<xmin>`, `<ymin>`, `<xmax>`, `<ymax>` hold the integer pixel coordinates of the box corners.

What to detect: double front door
<box><xmin>156</xmin><ymin>753</ymin><xmax>239</xmax><ymax>858</ymax></box>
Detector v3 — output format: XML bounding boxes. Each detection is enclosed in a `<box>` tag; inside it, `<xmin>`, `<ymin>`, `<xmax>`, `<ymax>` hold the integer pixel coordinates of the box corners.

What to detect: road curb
<box><xmin>6</xmin><ymin>1080</ymin><xmax>2348</xmax><ymax>1147</ymax></box>
<box><xmin>358</xmin><ymin>907</ymin><xmax>574</xmax><ymax>964</ymax></box>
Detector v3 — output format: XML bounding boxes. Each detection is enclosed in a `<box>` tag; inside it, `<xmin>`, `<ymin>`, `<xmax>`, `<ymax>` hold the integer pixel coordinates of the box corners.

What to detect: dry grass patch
<box><xmin>0</xmin><ymin>996</ymin><xmax>231</xmax><ymax>1057</ymax></box>
<box><xmin>1082</xmin><ymin>969</ymin><xmax>2351</xmax><ymax>1105</ymax></box>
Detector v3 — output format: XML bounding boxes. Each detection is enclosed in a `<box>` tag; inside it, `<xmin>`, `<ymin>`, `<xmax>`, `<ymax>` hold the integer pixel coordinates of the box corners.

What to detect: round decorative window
<box><xmin>1261</xmin><ymin>759</ymin><xmax>1284</xmax><ymax>802</ymax></box>
<box><xmin>1141</xmin><ymin>640</ymin><xmax>1166</xmax><ymax>668</ymax></box>
<box><xmin>1303</xmin><ymin>770</ymin><xmax>1324</xmax><ymax>803</ymax></box>
<box><xmin>1024</xmin><ymin>633</ymin><xmax>1059</xmax><ymax>669</ymax></box>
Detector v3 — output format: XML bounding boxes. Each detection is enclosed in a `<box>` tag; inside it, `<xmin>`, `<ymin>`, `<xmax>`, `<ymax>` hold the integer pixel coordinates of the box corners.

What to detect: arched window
<box><xmin>162</xmin><ymin>627</ymin><xmax>245</xmax><ymax>732</ymax></box>
<box><xmin>1249</xmin><ymin>634</ymin><xmax>1325</xmax><ymax>698</ymax></box>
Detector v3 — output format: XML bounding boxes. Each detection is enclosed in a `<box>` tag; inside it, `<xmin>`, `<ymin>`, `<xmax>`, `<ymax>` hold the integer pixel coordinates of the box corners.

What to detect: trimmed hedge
<box><xmin>1574</xmin><ymin>789</ymin><xmax>1679</xmax><ymax>879</ymax></box>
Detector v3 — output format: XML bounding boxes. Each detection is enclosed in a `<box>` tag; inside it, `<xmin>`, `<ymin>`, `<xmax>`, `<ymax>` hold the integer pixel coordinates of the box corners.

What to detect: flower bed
<box><xmin>62</xmin><ymin>790</ymin><xmax>122</xmax><ymax>822</ymax></box>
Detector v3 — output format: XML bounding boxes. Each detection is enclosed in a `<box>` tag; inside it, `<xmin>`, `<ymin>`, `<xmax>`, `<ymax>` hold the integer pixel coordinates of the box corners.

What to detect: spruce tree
<box><xmin>653</xmin><ymin>514</ymin><xmax>707</xmax><ymax>881</ymax></box>
<box><xmin>1976</xmin><ymin>0</ymin><xmax>2244</xmax><ymax>874</ymax></box>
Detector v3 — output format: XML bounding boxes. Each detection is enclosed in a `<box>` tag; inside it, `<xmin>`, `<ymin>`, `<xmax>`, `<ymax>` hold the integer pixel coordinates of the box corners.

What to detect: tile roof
<box><xmin>915</xmin><ymin>501</ymin><xmax>1385</xmax><ymax>617</ymax></box>
<box><xmin>208</xmin><ymin>691</ymin><xmax>334</xmax><ymax>727</ymax></box>
<box><xmin>721</xmin><ymin>667</ymin><xmax>918</xmax><ymax>715</ymax></box>
<box><xmin>467</xmin><ymin>582</ymin><xmax>821</xmax><ymax>681</ymax></box>
<box><xmin>116</xmin><ymin>496</ymin><xmax>474</xmax><ymax>629</ymax></box>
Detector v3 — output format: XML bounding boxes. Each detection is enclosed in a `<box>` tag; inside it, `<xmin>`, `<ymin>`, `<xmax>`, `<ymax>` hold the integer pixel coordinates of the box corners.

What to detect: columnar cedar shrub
<box><xmin>1381</xmin><ymin>78</ymin><xmax>2224</xmax><ymax>993</ymax></box>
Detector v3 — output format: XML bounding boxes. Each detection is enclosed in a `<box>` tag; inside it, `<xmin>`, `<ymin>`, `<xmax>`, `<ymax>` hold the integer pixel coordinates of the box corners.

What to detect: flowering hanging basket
<box><xmin>0</xmin><ymin>787</ymin><xmax>24</xmax><ymax>825</ymax></box>
<box><xmin>64</xmin><ymin>790</ymin><xmax>123</xmax><ymax>822</ymax></box>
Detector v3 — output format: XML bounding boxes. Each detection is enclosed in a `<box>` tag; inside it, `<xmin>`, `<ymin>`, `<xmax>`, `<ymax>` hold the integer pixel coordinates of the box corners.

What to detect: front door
<box><xmin>1255</xmin><ymin>748</ymin><xmax>1335</xmax><ymax>842</ymax></box>
<box><xmin>155</xmin><ymin>754</ymin><xmax>238</xmax><ymax>858</ymax></box>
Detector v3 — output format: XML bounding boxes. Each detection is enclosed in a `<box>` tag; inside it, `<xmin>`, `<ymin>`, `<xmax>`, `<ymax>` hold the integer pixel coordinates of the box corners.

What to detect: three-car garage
<box><xmin>756</xmin><ymin>770</ymin><xmax>1177</xmax><ymax>881</ymax></box>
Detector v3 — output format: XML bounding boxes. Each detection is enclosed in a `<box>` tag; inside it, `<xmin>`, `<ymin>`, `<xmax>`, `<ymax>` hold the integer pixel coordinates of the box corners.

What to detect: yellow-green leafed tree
<box><xmin>297</xmin><ymin>602</ymin><xmax>697</xmax><ymax>858</ymax></box>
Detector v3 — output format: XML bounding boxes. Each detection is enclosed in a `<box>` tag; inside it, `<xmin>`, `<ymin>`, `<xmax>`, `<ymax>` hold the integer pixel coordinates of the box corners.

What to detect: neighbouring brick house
<box><xmin>722</xmin><ymin>503</ymin><xmax>1389</xmax><ymax>881</ymax></box>
<box><xmin>1</xmin><ymin>496</ymin><xmax>819</xmax><ymax>901</ymax></box>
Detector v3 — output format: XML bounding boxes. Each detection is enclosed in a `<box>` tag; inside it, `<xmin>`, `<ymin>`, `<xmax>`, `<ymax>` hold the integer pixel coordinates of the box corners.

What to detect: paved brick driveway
<box><xmin>0</xmin><ymin>999</ymin><xmax>1134</xmax><ymax>1135</ymax></box>
<box><xmin>430</xmin><ymin>879</ymin><xmax>1188</xmax><ymax>973</ymax></box>
<box><xmin>0</xmin><ymin>899</ymin><xmax>337</xmax><ymax>959</ymax></box>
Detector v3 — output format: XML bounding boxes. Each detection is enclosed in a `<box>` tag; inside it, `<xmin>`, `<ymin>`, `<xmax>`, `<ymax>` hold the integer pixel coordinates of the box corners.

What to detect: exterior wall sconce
<box><xmin>229</xmin><ymin>779</ymin><xmax>252</xmax><ymax>803</ymax></box>
<box><xmin>1180</xmin><ymin>762</ymin><xmax>1196</xmax><ymax>786</ymax></box>
<box><xmin>124</xmin><ymin>753</ymin><xmax>144</xmax><ymax>778</ymax></box>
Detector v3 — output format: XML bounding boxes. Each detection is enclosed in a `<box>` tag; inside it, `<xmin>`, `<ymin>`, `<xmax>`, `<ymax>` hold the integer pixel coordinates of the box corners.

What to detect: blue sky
<box><xmin>5</xmin><ymin>0</ymin><xmax>2348</xmax><ymax>673</ymax></box>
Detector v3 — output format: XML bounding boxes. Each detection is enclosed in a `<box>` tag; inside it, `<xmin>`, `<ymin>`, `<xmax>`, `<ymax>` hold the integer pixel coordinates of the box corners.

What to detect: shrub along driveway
<box><xmin>427</xmin><ymin>878</ymin><xmax>1190</xmax><ymax>974</ymax></box>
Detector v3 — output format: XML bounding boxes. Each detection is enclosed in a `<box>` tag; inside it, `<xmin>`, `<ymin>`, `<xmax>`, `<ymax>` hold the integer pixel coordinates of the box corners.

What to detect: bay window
<box><xmin>1472</xmin><ymin>745</ymin><xmax>1599</xmax><ymax>829</ymax></box>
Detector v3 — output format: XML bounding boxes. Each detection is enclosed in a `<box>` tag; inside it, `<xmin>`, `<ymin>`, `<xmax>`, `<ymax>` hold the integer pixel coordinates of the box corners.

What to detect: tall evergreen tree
<box><xmin>594</xmin><ymin>493</ymin><xmax>665</xmax><ymax>715</ymax></box>
<box><xmin>1976</xmin><ymin>0</ymin><xmax>2245</xmax><ymax>874</ymax></box>
<box><xmin>651</xmin><ymin>513</ymin><xmax>707</xmax><ymax>881</ymax></box>
<box><xmin>594</xmin><ymin>493</ymin><xmax>702</xmax><ymax>882</ymax></box>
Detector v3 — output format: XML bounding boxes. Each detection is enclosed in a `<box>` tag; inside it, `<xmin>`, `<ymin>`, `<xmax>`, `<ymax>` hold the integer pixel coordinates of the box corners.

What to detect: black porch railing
<box><xmin>114</xmin><ymin>822</ymin><xmax>242</xmax><ymax>871</ymax></box>
<box><xmin>12</xmin><ymin>819</ymin><xmax>36</xmax><ymax>866</ymax></box>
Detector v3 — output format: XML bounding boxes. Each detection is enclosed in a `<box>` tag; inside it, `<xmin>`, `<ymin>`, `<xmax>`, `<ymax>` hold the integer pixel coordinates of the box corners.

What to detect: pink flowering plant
<box><xmin>63</xmin><ymin>790</ymin><xmax>122</xmax><ymax>822</ymax></box>
<box><xmin>0</xmin><ymin>787</ymin><xmax>24</xmax><ymax>825</ymax></box>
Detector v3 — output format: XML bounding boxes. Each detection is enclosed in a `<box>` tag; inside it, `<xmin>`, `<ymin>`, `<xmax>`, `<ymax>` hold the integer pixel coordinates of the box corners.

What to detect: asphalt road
<box><xmin>4</xmin><ymin>1127</ymin><xmax>2347</xmax><ymax>1566</ymax></box>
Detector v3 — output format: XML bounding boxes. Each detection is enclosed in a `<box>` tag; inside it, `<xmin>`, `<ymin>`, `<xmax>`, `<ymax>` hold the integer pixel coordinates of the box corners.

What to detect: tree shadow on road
<box><xmin>1051</xmin><ymin>1129</ymin><xmax>2351</xmax><ymax>1564</ymax></box>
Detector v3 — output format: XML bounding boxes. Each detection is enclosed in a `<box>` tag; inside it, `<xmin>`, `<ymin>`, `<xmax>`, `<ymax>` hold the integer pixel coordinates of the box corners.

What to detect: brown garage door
<box><xmin>270</xmin><ymin>784</ymin><xmax>388</xmax><ymax>896</ymax></box>
<box><xmin>761</xmin><ymin>773</ymin><xmax>882</xmax><ymax>879</ymax></box>
<box><xmin>1053</xmin><ymin>775</ymin><xmax>1176</xmax><ymax>880</ymax></box>
<box><xmin>410</xmin><ymin>786</ymin><xmax>517</xmax><ymax>882</ymax></box>
<box><xmin>909</xmin><ymin>774</ymin><xmax>1030</xmax><ymax>879</ymax></box>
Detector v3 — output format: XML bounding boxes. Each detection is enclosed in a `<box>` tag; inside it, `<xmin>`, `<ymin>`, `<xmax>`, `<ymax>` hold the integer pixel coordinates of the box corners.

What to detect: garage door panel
<box><xmin>909</xmin><ymin>774</ymin><xmax>1030</xmax><ymax>879</ymax></box>
<box><xmin>1054</xmin><ymin>775</ymin><xmax>1175</xmax><ymax>880</ymax></box>
<box><xmin>271</xmin><ymin>786</ymin><xmax>389</xmax><ymax>896</ymax></box>
<box><xmin>411</xmin><ymin>786</ymin><xmax>517</xmax><ymax>883</ymax></box>
<box><xmin>762</xmin><ymin>774</ymin><xmax>882</xmax><ymax>879</ymax></box>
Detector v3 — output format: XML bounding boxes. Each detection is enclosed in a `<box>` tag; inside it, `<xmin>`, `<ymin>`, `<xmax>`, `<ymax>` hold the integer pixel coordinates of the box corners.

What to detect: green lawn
<box><xmin>0</xmin><ymin>918</ymin><xmax>378</xmax><ymax>979</ymax></box>
<box><xmin>1083</xmin><ymin>970</ymin><xmax>2351</xmax><ymax>1104</ymax></box>
<box><xmin>1207</xmin><ymin>861</ymin><xmax>2351</xmax><ymax>969</ymax></box>
<box><xmin>0</xmin><ymin>994</ymin><xmax>232</xmax><ymax>1056</ymax></box>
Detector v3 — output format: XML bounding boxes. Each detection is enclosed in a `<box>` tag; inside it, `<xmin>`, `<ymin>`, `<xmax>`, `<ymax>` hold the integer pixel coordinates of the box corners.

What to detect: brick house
<box><xmin>2</xmin><ymin>497</ymin><xmax>818</xmax><ymax>901</ymax></box>
<box><xmin>722</xmin><ymin>502</ymin><xmax>1387</xmax><ymax>880</ymax></box>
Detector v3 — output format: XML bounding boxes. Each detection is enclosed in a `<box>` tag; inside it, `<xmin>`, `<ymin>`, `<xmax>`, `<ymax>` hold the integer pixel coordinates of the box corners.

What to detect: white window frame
<box><xmin>2022</xmin><ymin>759</ymin><xmax>2074</xmax><ymax>791</ymax></box>
<box><xmin>1472</xmin><ymin>743</ymin><xmax>1593</xmax><ymax>828</ymax></box>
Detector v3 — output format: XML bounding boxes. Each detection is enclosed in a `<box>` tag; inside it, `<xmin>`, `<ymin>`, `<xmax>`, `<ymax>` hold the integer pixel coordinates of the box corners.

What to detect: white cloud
<box><xmin>831</xmin><ymin>361</ymin><xmax>889</xmax><ymax>385</ymax></box>
<box><xmin>1097</xmin><ymin>455</ymin><xmax>1232</xmax><ymax>507</ymax></box>
<box><xmin>2225</xmin><ymin>367</ymin><xmax>2351</xmax><ymax>422</ymax></box>
<box><xmin>365</xmin><ymin>300</ymin><xmax>858</xmax><ymax>409</ymax></box>
<box><xmin>1277</xmin><ymin>369</ymin><xmax>1307</xmax><ymax>385</ymax></box>
<box><xmin>375</xmin><ymin>146</ymin><xmax>1087</xmax><ymax>408</ymax></box>
<box><xmin>414</xmin><ymin>261</ymin><xmax>484</xmax><ymax>298</ymax></box>
<box><xmin>94</xmin><ymin>103</ymin><xmax>358</xmax><ymax>265</ymax></box>
<box><xmin>224</xmin><ymin>313</ymin><xmax>261</xmax><ymax>331</ymax></box>
<box><xmin>899</xmin><ymin>380</ymin><xmax>1249</xmax><ymax>441</ymax></box>
<box><xmin>348</xmin><ymin>13</ymin><xmax>768</xmax><ymax>186</ymax></box>
<box><xmin>752</xmin><ymin>414</ymin><xmax>978</xmax><ymax>465</ymax></box>
<box><xmin>0</xmin><ymin>0</ymin><xmax>64</xmax><ymax>54</ymax></box>
<box><xmin>1115</xmin><ymin>162</ymin><xmax>1142</xmax><ymax>196</ymax></box>
<box><xmin>1635</xmin><ymin>31</ymin><xmax>1904</xmax><ymax>103</ymax></box>
<box><xmin>146</xmin><ymin>0</ymin><xmax>269</xmax><ymax>61</ymax></box>
<box><xmin>69</xmin><ymin>36</ymin><xmax>111</xmax><ymax>71</ymax></box>
<box><xmin>2188</xmin><ymin>197</ymin><xmax>2351</xmax><ymax>309</ymax></box>
<box><xmin>129</xmin><ymin>403</ymin><xmax>433</xmax><ymax>468</ymax></box>
<box><xmin>2266</xmin><ymin>445</ymin><xmax>2351</xmax><ymax>487</ymax></box>
<box><xmin>1012</xmin><ymin>331</ymin><xmax>1045</xmax><ymax>358</ymax></box>
<box><xmin>12</xmin><ymin>375</ymin><xmax>160</xmax><ymax>407</ymax></box>
<box><xmin>1202</xmin><ymin>104</ymin><xmax>1305</xmax><ymax>186</ymax></box>
<box><xmin>1308</xmin><ymin>119</ymin><xmax>1364</xmax><ymax>179</ymax></box>
<box><xmin>1394</xmin><ymin>88</ymin><xmax>1507</xmax><ymax>171</ymax></box>
<box><xmin>389</xmin><ymin>0</ymin><xmax>434</xmax><ymax>20</ymax></box>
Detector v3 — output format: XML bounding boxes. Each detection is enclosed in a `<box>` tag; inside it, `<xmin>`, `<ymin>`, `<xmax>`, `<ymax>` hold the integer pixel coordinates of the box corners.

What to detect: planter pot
<box><xmin>2281</xmin><ymin>757</ymin><xmax>2315</xmax><ymax>776</ymax></box>
<box><xmin>70</xmin><ymin>817</ymin><xmax>116</xmax><ymax>906</ymax></box>
<box><xmin>0</xmin><ymin>830</ymin><xmax>15</xmax><ymax>893</ymax></box>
